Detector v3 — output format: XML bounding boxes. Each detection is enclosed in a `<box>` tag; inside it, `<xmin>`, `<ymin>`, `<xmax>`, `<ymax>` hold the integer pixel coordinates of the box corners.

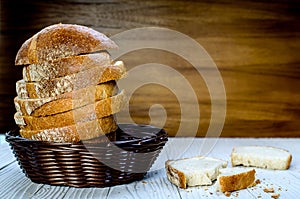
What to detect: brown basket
<box><xmin>5</xmin><ymin>123</ymin><xmax>168</xmax><ymax>188</ymax></box>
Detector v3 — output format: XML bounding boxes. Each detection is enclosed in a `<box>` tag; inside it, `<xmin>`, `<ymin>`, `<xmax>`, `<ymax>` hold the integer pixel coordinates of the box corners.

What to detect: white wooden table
<box><xmin>0</xmin><ymin>136</ymin><xmax>299</xmax><ymax>199</ymax></box>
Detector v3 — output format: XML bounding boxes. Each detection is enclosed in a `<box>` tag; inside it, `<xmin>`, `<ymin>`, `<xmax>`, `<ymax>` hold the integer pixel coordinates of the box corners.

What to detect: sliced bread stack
<box><xmin>13</xmin><ymin>24</ymin><xmax>127</xmax><ymax>142</ymax></box>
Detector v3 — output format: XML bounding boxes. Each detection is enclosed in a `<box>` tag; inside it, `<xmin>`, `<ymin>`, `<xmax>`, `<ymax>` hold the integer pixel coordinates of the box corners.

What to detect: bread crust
<box><xmin>16</xmin><ymin>61</ymin><xmax>126</xmax><ymax>99</ymax></box>
<box><xmin>165</xmin><ymin>160</ymin><xmax>187</xmax><ymax>188</ymax></box>
<box><xmin>218</xmin><ymin>169</ymin><xmax>256</xmax><ymax>192</ymax></box>
<box><xmin>23</xmin><ymin>52</ymin><xmax>112</xmax><ymax>81</ymax></box>
<box><xmin>15</xmin><ymin>24</ymin><xmax>117</xmax><ymax>65</ymax></box>
<box><xmin>286</xmin><ymin>154</ymin><xmax>292</xmax><ymax>169</ymax></box>
<box><xmin>15</xmin><ymin>81</ymin><xmax>117</xmax><ymax>116</ymax></box>
<box><xmin>20</xmin><ymin>115</ymin><xmax>117</xmax><ymax>142</ymax></box>
<box><xmin>15</xmin><ymin>90</ymin><xmax>126</xmax><ymax>130</ymax></box>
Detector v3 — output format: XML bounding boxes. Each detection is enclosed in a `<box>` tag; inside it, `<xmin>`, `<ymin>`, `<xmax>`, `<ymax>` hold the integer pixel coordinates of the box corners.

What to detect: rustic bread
<box><xmin>15</xmin><ymin>81</ymin><xmax>117</xmax><ymax>116</ymax></box>
<box><xmin>165</xmin><ymin>156</ymin><xmax>227</xmax><ymax>188</ymax></box>
<box><xmin>231</xmin><ymin>146</ymin><xmax>292</xmax><ymax>170</ymax></box>
<box><xmin>15</xmin><ymin>90</ymin><xmax>126</xmax><ymax>130</ymax></box>
<box><xmin>215</xmin><ymin>168</ymin><xmax>256</xmax><ymax>193</ymax></box>
<box><xmin>20</xmin><ymin>115</ymin><xmax>117</xmax><ymax>142</ymax></box>
<box><xmin>15</xmin><ymin>23</ymin><xmax>117</xmax><ymax>65</ymax></box>
<box><xmin>23</xmin><ymin>52</ymin><xmax>112</xmax><ymax>81</ymax></box>
<box><xmin>17</xmin><ymin>61</ymin><xmax>126</xmax><ymax>99</ymax></box>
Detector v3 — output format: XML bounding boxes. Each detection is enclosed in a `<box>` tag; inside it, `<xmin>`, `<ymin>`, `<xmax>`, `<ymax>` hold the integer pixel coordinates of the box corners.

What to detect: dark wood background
<box><xmin>1</xmin><ymin>0</ymin><xmax>300</xmax><ymax>137</ymax></box>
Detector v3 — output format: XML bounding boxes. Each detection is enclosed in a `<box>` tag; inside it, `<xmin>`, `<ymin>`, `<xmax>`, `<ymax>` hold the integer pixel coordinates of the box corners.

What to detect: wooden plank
<box><xmin>107</xmin><ymin>170</ymin><xmax>181</xmax><ymax>199</ymax></box>
<box><xmin>30</xmin><ymin>185</ymin><xmax>70</xmax><ymax>199</ymax></box>
<box><xmin>63</xmin><ymin>187</ymin><xmax>110</xmax><ymax>199</ymax></box>
<box><xmin>0</xmin><ymin>142</ymin><xmax>16</xmax><ymax>169</ymax></box>
<box><xmin>0</xmin><ymin>162</ymin><xmax>43</xmax><ymax>199</ymax></box>
<box><xmin>0</xmin><ymin>138</ymin><xmax>299</xmax><ymax>198</ymax></box>
<box><xmin>176</xmin><ymin>184</ymin><xmax>257</xmax><ymax>199</ymax></box>
<box><xmin>247</xmin><ymin>169</ymin><xmax>300</xmax><ymax>199</ymax></box>
<box><xmin>0</xmin><ymin>135</ymin><xmax>6</xmax><ymax>144</ymax></box>
<box><xmin>163</xmin><ymin>138</ymin><xmax>196</xmax><ymax>160</ymax></box>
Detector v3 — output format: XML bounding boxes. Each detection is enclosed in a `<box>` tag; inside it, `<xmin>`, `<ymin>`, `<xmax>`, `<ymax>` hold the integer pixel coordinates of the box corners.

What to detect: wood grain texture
<box><xmin>0</xmin><ymin>162</ymin><xmax>42</xmax><ymax>199</ymax></box>
<box><xmin>0</xmin><ymin>143</ymin><xmax>15</xmax><ymax>169</ymax></box>
<box><xmin>1</xmin><ymin>137</ymin><xmax>300</xmax><ymax>198</ymax></box>
<box><xmin>1</xmin><ymin>0</ymin><xmax>300</xmax><ymax>136</ymax></box>
<box><xmin>63</xmin><ymin>187</ymin><xmax>109</xmax><ymax>199</ymax></box>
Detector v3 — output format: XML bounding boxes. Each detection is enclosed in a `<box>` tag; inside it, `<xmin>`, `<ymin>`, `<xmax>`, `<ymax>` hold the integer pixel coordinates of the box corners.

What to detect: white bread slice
<box><xmin>165</xmin><ymin>156</ymin><xmax>227</xmax><ymax>188</ymax></box>
<box><xmin>23</xmin><ymin>52</ymin><xmax>112</xmax><ymax>81</ymax></box>
<box><xmin>14</xmin><ymin>81</ymin><xmax>117</xmax><ymax>116</ymax></box>
<box><xmin>215</xmin><ymin>168</ymin><xmax>256</xmax><ymax>193</ymax></box>
<box><xmin>231</xmin><ymin>146</ymin><xmax>292</xmax><ymax>170</ymax></box>
<box><xmin>20</xmin><ymin>115</ymin><xmax>117</xmax><ymax>143</ymax></box>
<box><xmin>14</xmin><ymin>90</ymin><xmax>126</xmax><ymax>130</ymax></box>
<box><xmin>15</xmin><ymin>23</ymin><xmax>118</xmax><ymax>65</ymax></box>
<box><xmin>16</xmin><ymin>61</ymin><xmax>126</xmax><ymax>99</ymax></box>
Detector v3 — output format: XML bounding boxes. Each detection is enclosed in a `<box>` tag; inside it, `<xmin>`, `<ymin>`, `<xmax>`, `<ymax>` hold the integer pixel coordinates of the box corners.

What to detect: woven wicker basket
<box><xmin>5</xmin><ymin>123</ymin><xmax>168</xmax><ymax>188</ymax></box>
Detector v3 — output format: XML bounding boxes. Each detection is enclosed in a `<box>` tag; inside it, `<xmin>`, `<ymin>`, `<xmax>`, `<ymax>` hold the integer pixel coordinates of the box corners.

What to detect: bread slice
<box><xmin>231</xmin><ymin>146</ymin><xmax>292</xmax><ymax>170</ymax></box>
<box><xmin>20</xmin><ymin>115</ymin><xmax>117</xmax><ymax>142</ymax></box>
<box><xmin>23</xmin><ymin>52</ymin><xmax>112</xmax><ymax>81</ymax></box>
<box><xmin>15</xmin><ymin>23</ymin><xmax>117</xmax><ymax>65</ymax></box>
<box><xmin>16</xmin><ymin>61</ymin><xmax>126</xmax><ymax>99</ymax></box>
<box><xmin>14</xmin><ymin>90</ymin><xmax>126</xmax><ymax>130</ymax></box>
<box><xmin>14</xmin><ymin>81</ymin><xmax>117</xmax><ymax>116</ymax></box>
<box><xmin>215</xmin><ymin>168</ymin><xmax>256</xmax><ymax>193</ymax></box>
<box><xmin>165</xmin><ymin>156</ymin><xmax>227</xmax><ymax>188</ymax></box>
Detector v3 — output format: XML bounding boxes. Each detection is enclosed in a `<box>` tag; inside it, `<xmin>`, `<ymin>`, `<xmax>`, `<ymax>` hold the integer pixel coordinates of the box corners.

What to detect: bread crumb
<box><xmin>251</xmin><ymin>179</ymin><xmax>261</xmax><ymax>186</ymax></box>
<box><xmin>263</xmin><ymin>187</ymin><xmax>274</xmax><ymax>193</ymax></box>
<box><xmin>224</xmin><ymin>192</ymin><xmax>231</xmax><ymax>197</ymax></box>
<box><xmin>234</xmin><ymin>191</ymin><xmax>239</xmax><ymax>197</ymax></box>
<box><xmin>271</xmin><ymin>193</ymin><xmax>280</xmax><ymax>199</ymax></box>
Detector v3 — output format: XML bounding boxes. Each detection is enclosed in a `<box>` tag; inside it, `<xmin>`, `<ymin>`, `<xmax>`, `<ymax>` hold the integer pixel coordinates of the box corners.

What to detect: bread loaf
<box><xmin>15</xmin><ymin>23</ymin><xmax>118</xmax><ymax>65</ymax></box>
<box><xmin>20</xmin><ymin>115</ymin><xmax>117</xmax><ymax>142</ymax></box>
<box><xmin>165</xmin><ymin>156</ymin><xmax>227</xmax><ymax>188</ymax></box>
<box><xmin>15</xmin><ymin>81</ymin><xmax>117</xmax><ymax>116</ymax></box>
<box><xmin>16</xmin><ymin>61</ymin><xmax>126</xmax><ymax>99</ymax></box>
<box><xmin>23</xmin><ymin>52</ymin><xmax>112</xmax><ymax>81</ymax></box>
<box><xmin>216</xmin><ymin>168</ymin><xmax>256</xmax><ymax>193</ymax></box>
<box><xmin>15</xmin><ymin>90</ymin><xmax>126</xmax><ymax>130</ymax></box>
<box><xmin>231</xmin><ymin>146</ymin><xmax>292</xmax><ymax>170</ymax></box>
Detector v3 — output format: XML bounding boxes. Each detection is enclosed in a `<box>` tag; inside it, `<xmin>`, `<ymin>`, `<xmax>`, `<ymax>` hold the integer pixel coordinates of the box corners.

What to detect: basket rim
<box><xmin>5</xmin><ymin>123</ymin><xmax>168</xmax><ymax>146</ymax></box>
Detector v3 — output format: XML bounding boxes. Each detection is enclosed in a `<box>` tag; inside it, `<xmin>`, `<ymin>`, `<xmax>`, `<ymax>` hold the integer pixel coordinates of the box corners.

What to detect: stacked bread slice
<box><xmin>13</xmin><ymin>24</ymin><xmax>127</xmax><ymax>142</ymax></box>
